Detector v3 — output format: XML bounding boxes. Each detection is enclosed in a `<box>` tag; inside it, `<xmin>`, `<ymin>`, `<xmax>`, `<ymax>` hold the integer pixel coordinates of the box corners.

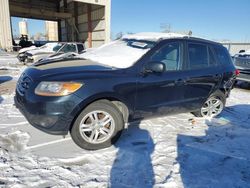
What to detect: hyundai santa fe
<box><xmin>15</xmin><ymin>33</ymin><xmax>237</xmax><ymax>150</ymax></box>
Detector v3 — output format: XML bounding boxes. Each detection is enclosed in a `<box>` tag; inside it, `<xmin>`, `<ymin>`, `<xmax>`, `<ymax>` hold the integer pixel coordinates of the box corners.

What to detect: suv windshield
<box><xmin>79</xmin><ymin>39</ymin><xmax>155</xmax><ymax>68</ymax></box>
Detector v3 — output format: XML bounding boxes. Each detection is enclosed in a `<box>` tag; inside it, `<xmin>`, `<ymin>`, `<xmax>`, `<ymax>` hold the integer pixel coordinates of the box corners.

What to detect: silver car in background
<box><xmin>24</xmin><ymin>42</ymin><xmax>85</xmax><ymax>64</ymax></box>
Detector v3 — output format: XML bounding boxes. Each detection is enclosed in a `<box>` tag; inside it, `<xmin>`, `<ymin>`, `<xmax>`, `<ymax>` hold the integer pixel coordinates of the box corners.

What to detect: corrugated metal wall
<box><xmin>91</xmin><ymin>6</ymin><xmax>106</xmax><ymax>47</ymax></box>
<box><xmin>0</xmin><ymin>0</ymin><xmax>13</xmax><ymax>51</ymax></box>
<box><xmin>60</xmin><ymin>0</ymin><xmax>110</xmax><ymax>48</ymax></box>
<box><xmin>222</xmin><ymin>43</ymin><xmax>250</xmax><ymax>55</ymax></box>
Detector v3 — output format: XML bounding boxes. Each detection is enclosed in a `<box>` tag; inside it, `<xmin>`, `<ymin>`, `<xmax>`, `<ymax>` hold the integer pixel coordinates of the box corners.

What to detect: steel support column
<box><xmin>0</xmin><ymin>0</ymin><xmax>13</xmax><ymax>51</ymax></box>
<box><xmin>87</xmin><ymin>4</ymin><xmax>92</xmax><ymax>48</ymax></box>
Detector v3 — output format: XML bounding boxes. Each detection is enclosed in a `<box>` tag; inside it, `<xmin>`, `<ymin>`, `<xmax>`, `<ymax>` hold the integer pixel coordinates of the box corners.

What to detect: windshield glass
<box><xmin>78</xmin><ymin>39</ymin><xmax>155</xmax><ymax>68</ymax></box>
<box><xmin>58</xmin><ymin>44</ymin><xmax>77</xmax><ymax>53</ymax></box>
<box><xmin>53</xmin><ymin>43</ymin><xmax>64</xmax><ymax>52</ymax></box>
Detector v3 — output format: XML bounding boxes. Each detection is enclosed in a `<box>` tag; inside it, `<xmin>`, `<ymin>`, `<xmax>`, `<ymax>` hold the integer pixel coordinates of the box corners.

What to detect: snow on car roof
<box><xmin>122</xmin><ymin>32</ymin><xmax>188</xmax><ymax>41</ymax></box>
<box><xmin>239</xmin><ymin>49</ymin><xmax>250</xmax><ymax>55</ymax></box>
<box><xmin>79</xmin><ymin>32</ymin><xmax>190</xmax><ymax>69</ymax></box>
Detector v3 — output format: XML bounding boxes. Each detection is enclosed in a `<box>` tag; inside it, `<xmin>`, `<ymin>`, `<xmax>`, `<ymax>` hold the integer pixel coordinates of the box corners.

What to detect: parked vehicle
<box><xmin>19</xmin><ymin>45</ymin><xmax>37</xmax><ymax>54</ymax></box>
<box><xmin>234</xmin><ymin>56</ymin><xmax>250</xmax><ymax>82</ymax></box>
<box><xmin>15</xmin><ymin>33</ymin><xmax>237</xmax><ymax>150</ymax></box>
<box><xmin>25</xmin><ymin>42</ymin><xmax>85</xmax><ymax>64</ymax></box>
<box><xmin>234</xmin><ymin>49</ymin><xmax>250</xmax><ymax>58</ymax></box>
<box><xmin>17</xmin><ymin>42</ymin><xmax>58</xmax><ymax>63</ymax></box>
<box><xmin>34</xmin><ymin>40</ymin><xmax>55</xmax><ymax>47</ymax></box>
<box><xmin>38</xmin><ymin>45</ymin><xmax>86</xmax><ymax>63</ymax></box>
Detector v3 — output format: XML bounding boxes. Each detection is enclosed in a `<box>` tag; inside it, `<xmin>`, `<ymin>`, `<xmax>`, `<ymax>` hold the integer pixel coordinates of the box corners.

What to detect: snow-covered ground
<box><xmin>0</xmin><ymin>62</ymin><xmax>250</xmax><ymax>187</ymax></box>
<box><xmin>0</xmin><ymin>51</ymin><xmax>24</xmax><ymax>80</ymax></box>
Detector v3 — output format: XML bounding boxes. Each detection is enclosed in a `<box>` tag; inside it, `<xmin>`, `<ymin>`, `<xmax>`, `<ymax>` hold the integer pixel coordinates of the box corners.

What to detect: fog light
<box><xmin>30</xmin><ymin>115</ymin><xmax>58</xmax><ymax>128</ymax></box>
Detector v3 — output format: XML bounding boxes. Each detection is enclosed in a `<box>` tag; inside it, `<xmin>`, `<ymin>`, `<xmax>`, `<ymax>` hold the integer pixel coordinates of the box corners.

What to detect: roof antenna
<box><xmin>188</xmin><ymin>30</ymin><xmax>193</xmax><ymax>38</ymax></box>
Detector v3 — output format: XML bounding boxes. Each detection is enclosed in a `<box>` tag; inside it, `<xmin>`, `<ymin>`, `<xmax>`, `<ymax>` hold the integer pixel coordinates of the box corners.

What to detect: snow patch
<box><xmin>122</xmin><ymin>32</ymin><xmax>188</xmax><ymax>41</ymax></box>
<box><xmin>0</xmin><ymin>131</ymin><xmax>30</xmax><ymax>152</ymax></box>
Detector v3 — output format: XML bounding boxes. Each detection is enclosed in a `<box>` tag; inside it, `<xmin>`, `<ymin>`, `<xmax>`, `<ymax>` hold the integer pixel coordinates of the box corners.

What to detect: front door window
<box><xmin>149</xmin><ymin>42</ymin><xmax>181</xmax><ymax>71</ymax></box>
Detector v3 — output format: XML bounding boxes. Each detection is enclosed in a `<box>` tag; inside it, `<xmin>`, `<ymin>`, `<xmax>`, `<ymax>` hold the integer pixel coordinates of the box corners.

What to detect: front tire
<box><xmin>70</xmin><ymin>100</ymin><xmax>124</xmax><ymax>150</ymax></box>
<box><xmin>193</xmin><ymin>90</ymin><xmax>226</xmax><ymax>117</ymax></box>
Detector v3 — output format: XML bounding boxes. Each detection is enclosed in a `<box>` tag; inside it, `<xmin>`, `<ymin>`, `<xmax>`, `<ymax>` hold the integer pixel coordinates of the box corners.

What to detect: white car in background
<box><xmin>17</xmin><ymin>42</ymin><xmax>59</xmax><ymax>63</ymax></box>
<box><xmin>18</xmin><ymin>45</ymin><xmax>37</xmax><ymax>54</ymax></box>
<box><xmin>234</xmin><ymin>49</ymin><xmax>250</xmax><ymax>58</ymax></box>
<box><xmin>25</xmin><ymin>42</ymin><xmax>85</xmax><ymax>64</ymax></box>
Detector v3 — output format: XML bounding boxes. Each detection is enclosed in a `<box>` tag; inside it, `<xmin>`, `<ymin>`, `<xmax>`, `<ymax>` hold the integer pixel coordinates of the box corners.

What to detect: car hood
<box><xmin>19</xmin><ymin>46</ymin><xmax>37</xmax><ymax>53</ymax></box>
<box><xmin>25</xmin><ymin>59</ymin><xmax>116</xmax><ymax>81</ymax></box>
<box><xmin>27</xmin><ymin>48</ymin><xmax>54</xmax><ymax>55</ymax></box>
<box><xmin>47</xmin><ymin>52</ymin><xmax>78</xmax><ymax>60</ymax></box>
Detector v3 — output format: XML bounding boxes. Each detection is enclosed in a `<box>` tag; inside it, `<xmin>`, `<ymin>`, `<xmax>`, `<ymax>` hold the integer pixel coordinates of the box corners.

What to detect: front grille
<box><xmin>17</xmin><ymin>73</ymin><xmax>32</xmax><ymax>96</ymax></box>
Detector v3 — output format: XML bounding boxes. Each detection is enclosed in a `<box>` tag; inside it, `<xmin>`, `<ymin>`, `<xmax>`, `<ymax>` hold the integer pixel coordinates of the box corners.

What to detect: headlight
<box><xmin>35</xmin><ymin>81</ymin><xmax>83</xmax><ymax>96</ymax></box>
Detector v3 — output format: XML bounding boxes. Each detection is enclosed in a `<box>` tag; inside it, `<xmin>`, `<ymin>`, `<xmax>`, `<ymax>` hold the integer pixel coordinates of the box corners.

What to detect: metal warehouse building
<box><xmin>0</xmin><ymin>0</ymin><xmax>111</xmax><ymax>51</ymax></box>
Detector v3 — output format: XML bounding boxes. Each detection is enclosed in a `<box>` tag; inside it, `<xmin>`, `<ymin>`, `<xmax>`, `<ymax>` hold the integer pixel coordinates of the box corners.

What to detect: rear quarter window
<box><xmin>208</xmin><ymin>47</ymin><xmax>217</xmax><ymax>66</ymax></box>
<box><xmin>77</xmin><ymin>44</ymin><xmax>84</xmax><ymax>53</ymax></box>
<box><xmin>213</xmin><ymin>46</ymin><xmax>232</xmax><ymax>65</ymax></box>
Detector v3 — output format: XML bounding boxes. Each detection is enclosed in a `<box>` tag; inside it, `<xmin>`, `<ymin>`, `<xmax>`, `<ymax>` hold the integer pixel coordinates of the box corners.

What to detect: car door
<box><xmin>134</xmin><ymin>40</ymin><xmax>191</xmax><ymax>118</ymax></box>
<box><xmin>182</xmin><ymin>41</ymin><xmax>223</xmax><ymax>110</ymax></box>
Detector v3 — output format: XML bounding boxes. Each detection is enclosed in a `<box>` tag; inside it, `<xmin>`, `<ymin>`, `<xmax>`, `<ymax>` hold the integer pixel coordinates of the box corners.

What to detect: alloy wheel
<box><xmin>201</xmin><ymin>97</ymin><xmax>223</xmax><ymax>117</ymax></box>
<box><xmin>79</xmin><ymin>110</ymin><xmax>115</xmax><ymax>144</ymax></box>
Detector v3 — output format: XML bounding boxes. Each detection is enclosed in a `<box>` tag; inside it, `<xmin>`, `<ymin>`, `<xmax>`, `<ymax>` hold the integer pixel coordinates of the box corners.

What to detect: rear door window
<box><xmin>188</xmin><ymin>43</ymin><xmax>208</xmax><ymax>69</ymax></box>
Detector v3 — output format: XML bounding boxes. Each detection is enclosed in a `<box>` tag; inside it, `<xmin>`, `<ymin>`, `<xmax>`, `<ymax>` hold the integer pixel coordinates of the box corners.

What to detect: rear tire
<box><xmin>70</xmin><ymin>100</ymin><xmax>124</xmax><ymax>150</ymax></box>
<box><xmin>193</xmin><ymin>90</ymin><xmax>226</xmax><ymax>117</ymax></box>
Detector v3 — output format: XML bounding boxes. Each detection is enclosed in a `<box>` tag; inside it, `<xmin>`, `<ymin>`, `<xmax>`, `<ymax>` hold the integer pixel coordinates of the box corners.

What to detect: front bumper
<box><xmin>15</xmin><ymin>90</ymin><xmax>83</xmax><ymax>135</ymax></box>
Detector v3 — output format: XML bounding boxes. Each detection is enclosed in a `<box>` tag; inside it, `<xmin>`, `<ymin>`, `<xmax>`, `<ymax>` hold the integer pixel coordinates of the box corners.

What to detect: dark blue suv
<box><xmin>15</xmin><ymin>33</ymin><xmax>237</xmax><ymax>150</ymax></box>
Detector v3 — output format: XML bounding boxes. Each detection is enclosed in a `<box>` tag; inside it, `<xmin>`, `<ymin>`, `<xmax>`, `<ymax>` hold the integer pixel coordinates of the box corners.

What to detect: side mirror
<box><xmin>145</xmin><ymin>61</ymin><xmax>165</xmax><ymax>73</ymax></box>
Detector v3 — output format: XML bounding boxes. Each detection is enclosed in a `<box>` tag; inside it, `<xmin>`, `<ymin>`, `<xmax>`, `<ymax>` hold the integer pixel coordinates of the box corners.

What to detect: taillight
<box><xmin>235</xmin><ymin>69</ymin><xmax>240</xmax><ymax>76</ymax></box>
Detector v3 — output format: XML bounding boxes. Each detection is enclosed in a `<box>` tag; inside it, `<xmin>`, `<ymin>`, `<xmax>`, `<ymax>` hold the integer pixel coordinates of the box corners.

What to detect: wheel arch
<box><xmin>69</xmin><ymin>93</ymin><xmax>132</xmax><ymax>131</ymax></box>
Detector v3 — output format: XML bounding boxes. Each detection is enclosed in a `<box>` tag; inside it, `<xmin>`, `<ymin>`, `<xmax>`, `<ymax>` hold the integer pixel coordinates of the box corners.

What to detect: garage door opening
<box><xmin>11</xmin><ymin>17</ymin><xmax>59</xmax><ymax>49</ymax></box>
<box><xmin>0</xmin><ymin>0</ymin><xmax>111</xmax><ymax>51</ymax></box>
